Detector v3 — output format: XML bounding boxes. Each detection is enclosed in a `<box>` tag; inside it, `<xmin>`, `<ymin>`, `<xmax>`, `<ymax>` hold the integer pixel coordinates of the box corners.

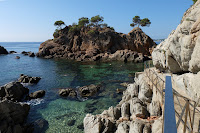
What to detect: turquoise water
<box><xmin>0</xmin><ymin>42</ymin><xmax>144</xmax><ymax>133</ymax></box>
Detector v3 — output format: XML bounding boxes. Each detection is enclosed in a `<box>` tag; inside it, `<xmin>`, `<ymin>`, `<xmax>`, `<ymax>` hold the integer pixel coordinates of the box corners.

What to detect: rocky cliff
<box><xmin>152</xmin><ymin>1</ymin><xmax>200</xmax><ymax>73</ymax></box>
<box><xmin>37</xmin><ymin>27</ymin><xmax>156</xmax><ymax>62</ymax></box>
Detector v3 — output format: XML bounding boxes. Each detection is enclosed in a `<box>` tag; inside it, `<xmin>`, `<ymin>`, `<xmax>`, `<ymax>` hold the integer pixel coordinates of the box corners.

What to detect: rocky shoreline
<box><xmin>83</xmin><ymin>72</ymin><xmax>162</xmax><ymax>133</ymax></box>
<box><xmin>0</xmin><ymin>74</ymin><xmax>46</xmax><ymax>133</ymax></box>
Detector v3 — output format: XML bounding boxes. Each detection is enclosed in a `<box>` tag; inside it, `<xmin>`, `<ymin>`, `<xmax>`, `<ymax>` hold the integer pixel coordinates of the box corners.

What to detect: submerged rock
<box><xmin>0</xmin><ymin>82</ymin><xmax>29</xmax><ymax>101</ymax></box>
<box><xmin>67</xmin><ymin>120</ymin><xmax>76</xmax><ymax>126</ymax></box>
<box><xmin>18</xmin><ymin>74</ymin><xmax>41</xmax><ymax>84</ymax></box>
<box><xmin>16</xmin><ymin>56</ymin><xmax>20</xmax><ymax>59</ymax></box>
<box><xmin>0</xmin><ymin>46</ymin><xmax>8</xmax><ymax>54</ymax></box>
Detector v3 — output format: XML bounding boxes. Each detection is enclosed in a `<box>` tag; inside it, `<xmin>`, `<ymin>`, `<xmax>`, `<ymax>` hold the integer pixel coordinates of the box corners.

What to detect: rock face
<box><xmin>37</xmin><ymin>27</ymin><xmax>156</xmax><ymax>62</ymax></box>
<box><xmin>83</xmin><ymin>73</ymin><xmax>161</xmax><ymax>133</ymax></box>
<box><xmin>0</xmin><ymin>100</ymin><xmax>30</xmax><ymax>133</ymax></box>
<box><xmin>152</xmin><ymin>1</ymin><xmax>200</xmax><ymax>73</ymax></box>
<box><xmin>18</xmin><ymin>74</ymin><xmax>41</xmax><ymax>84</ymax></box>
<box><xmin>0</xmin><ymin>46</ymin><xmax>8</xmax><ymax>54</ymax></box>
<box><xmin>0</xmin><ymin>82</ymin><xmax>29</xmax><ymax>101</ymax></box>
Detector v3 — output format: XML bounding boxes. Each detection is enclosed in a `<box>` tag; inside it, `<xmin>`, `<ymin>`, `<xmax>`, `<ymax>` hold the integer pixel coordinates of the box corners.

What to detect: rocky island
<box><xmin>37</xmin><ymin>16</ymin><xmax>156</xmax><ymax>62</ymax></box>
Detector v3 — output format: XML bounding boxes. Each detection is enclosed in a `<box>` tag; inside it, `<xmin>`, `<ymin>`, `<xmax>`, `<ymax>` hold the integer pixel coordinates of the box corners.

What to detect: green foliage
<box><xmin>130</xmin><ymin>16</ymin><xmax>151</xmax><ymax>28</ymax></box>
<box><xmin>109</xmin><ymin>27</ymin><xmax>115</xmax><ymax>31</ymax></box>
<box><xmin>87</xmin><ymin>30</ymin><xmax>96</xmax><ymax>36</ymax></box>
<box><xmin>69</xmin><ymin>25</ymin><xmax>80</xmax><ymax>33</ymax></box>
<box><xmin>53</xmin><ymin>29</ymin><xmax>59</xmax><ymax>38</ymax></box>
<box><xmin>193</xmin><ymin>0</ymin><xmax>197</xmax><ymax>4</ymax></box>
<box><xmin>54</xmin><ymin>20</ymin><xmax>65</xmax><ymax>29</ymax></box>
<box><xmin>78</xmin><ymin>17</ymin><xmax>89</xmax><ymax>27</ymax></box>
<box><xmin>91</xmin><ymin>15</ymin><xmax>104</xmax><ymax>27</ymax></box>
<box><xmin>140</xmin><ymin>18</ymin><xmax>151</xmax><ymax>27</ymax></box>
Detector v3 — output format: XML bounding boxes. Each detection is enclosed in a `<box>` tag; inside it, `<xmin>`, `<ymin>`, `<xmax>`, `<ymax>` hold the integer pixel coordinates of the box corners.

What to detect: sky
<box><xmin>0</xmin><ymin>0</ymin><xmax>193</xmax><ymax>42</ymax></box>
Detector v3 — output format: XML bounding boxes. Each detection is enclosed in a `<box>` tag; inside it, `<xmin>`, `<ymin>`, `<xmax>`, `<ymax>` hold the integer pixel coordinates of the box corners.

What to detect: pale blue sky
<box><xmin>0</xmin><ymin>0</ymin><xmax>193</xmax><ymax>42</ymax></box>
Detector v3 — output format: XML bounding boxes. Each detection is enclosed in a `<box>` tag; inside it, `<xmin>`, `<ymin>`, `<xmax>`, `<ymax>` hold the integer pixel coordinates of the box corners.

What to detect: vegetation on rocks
<box><xmin>130</xmin><ymin>16</ymin><xmax>151</xmax><ymax>28</ymax></box>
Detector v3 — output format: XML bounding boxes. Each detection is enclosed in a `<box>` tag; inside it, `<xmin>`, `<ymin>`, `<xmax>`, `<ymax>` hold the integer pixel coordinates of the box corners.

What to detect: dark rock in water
<box><xmin>18</xmin><ymin>74</ymin><xmax>41</xmax><ymax>84</ymax></box>
<box><xmin>21</xmin><ymin>51</ymin><xmax>30</xmax><ymax>55</ymax></box>
<box><xmin>33</xmin><ymin>119</ymin><xmax>49</xmax><ymax>133</ymax></box>
<box><xmin>77</xmin><ymin>123</ymin><xmax>84</xmax><ymax>130</ymax></box>
<box><xmin>0</xmin><ymin>82</ymin><xmax>29</xmax><ymax>101</ymax></box>
<box><xmin>28</xmin><ymin>90</ymin><xmax>45</xmax><ymax>99</ymax></box>
<box><xmin>16</xmin><ymin>56</ymin><xmax>20</xmax><ymax>59</ymax></box>
<box><xmin>10</xmin><ymin>50</ymin><xmax>17</xmax><ymax>54</ymax></box>
<box><xmin>67</xmin><ymin>120</ymin><xmax>76</xmax><ymax>126</ymax></box>
<box><xmin>29</xmin><ymin>52</ymin><xmax>35</xmax><ymax>57</ymax></box>
<box><xmin>0</xmin><ymin>46</ymin><xmax>8</xmax><ymax>54</ymax></box>
<box><xmin>78</xmin><ymin>84</ymin><xmax>101</xmax><ymax>97</ymax></box>
<box><xmin>59</xmin><ymin>88</ymin><xmax>77</xmax><ymax>98</ymax></box>
<box><xmin>0</xmin><ymin>100</ymin><xmax>30</xmax><ymax>133</ymax></box>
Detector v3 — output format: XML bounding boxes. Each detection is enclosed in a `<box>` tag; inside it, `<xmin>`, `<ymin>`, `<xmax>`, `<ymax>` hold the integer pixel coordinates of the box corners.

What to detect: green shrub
<box><xmin>88</xmin><ymin>30</ymin><xmax>96</xmax><ymax>36</ymax></box>
<box><xmin>53</xmin><ymin>29</ymin><xmax>59</xmax><ymax>38</ymax></box>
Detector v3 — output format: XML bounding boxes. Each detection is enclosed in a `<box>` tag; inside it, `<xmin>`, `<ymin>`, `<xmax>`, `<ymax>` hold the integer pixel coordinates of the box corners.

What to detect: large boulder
<box><xmin>152</xmin><ymin>1</ymin><xmax>200</xmax><ymax>74</ymax></box>
<box><xmin>59</xmin><ymin>88</ymin><xmax>77</xmax><ymax>98</ymax></box>
<box><xmin>0</xmin><ymin>100</ymin><xmax>30</xmax><ymax>133</ymax></box>
<box><xmin>28</xmin><ymin>90</ymin><xmax>45</xmax><ymax>99</ymax></box>
<box><xmin>0</xmin><ymin>46</ymin><xmax>8</xmax><ymax>54</ymax></box>
<box><xmin>84</xmin><ymin>114</ymin><xmax>115</xmax><ymax>133</ymax></box>
<box><xmin>78</xmin><ymin>84</ymin><xmax>101</xmax><ymax>97</ymax></box>
<box><xmin>0</xmin><ymin>82</ymin><xmax>29</xmax><ymax>101</ymax></box>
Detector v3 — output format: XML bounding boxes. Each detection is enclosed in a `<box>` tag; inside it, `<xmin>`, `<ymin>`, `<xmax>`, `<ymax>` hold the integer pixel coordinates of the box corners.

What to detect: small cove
<box><xmin>0</xmin><ymin>42</ymin><xmax>144</xmax><ymax>133</ymax></box>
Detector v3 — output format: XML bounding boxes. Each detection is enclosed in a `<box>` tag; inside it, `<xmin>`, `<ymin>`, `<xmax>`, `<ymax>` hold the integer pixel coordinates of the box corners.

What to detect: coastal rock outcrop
<box><xmin>18</xmin><ymin>74</ymin><xmax>41</xmax><ymax>84</ymax></box>
<box><xmin>0</xmin><ymin>100</ymin><xmax>30</xmax><ymax>133</ymax></box>
<box><xmin>152</xmin><ymin>1</ymin><xmax>200</xmax><ymax>73</ymax></box>
<box><xmin>83</xmin><ymin>73</ymin><xmax>161</xmax><ymax>133</ymax></box>
<box><xmin>0</xmin><ymin>46</ymin><xmax>8</xmax><ymax>54</ymax></box>
<box><xmin>59</xmin><ymin>88</ymin><xmax>77</xmax><ymax>98</ymax></box>
<box><xmin>78</xmin><ymin>84</ymin><xmax>101</xmax><ymax>97</ymax></box>
<box><xmin>28</xmin><ymin>90</ymin><xmax>45</xmax><ymax>99</ymax></box>
<box><xmin>37</xmin><ymin>27</ymin><xmax>156</xmax><ymax>62</ymax></box>
<box><xmin>0</xmin><ymin>82</ymin><xmax>29</xmax><ymax>101</ymax></box>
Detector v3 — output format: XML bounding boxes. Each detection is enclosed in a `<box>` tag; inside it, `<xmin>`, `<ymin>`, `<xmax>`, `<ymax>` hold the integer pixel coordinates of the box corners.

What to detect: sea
<box><xmin>0</xmin><ymin>42</ymin><xmax>149</xmax><ymax>133</ymax></box>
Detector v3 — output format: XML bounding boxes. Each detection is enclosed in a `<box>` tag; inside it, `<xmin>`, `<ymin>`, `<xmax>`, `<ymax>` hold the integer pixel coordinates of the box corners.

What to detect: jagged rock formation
<box><xmin>84</xmin><ymin>73</ymin><xmax>162</xmax><ymax>133</ymax></box>
<box><xmin>37</xmin><ymin>27</ymin><xmax>156</xmax><ymax>62</ymax></box>
<box><xmin>152</xmin><ymin>1</ymin><xmax>200</xmax><ymax>73</ymax></box>
<box><xmin>0</xmin><ymin>46</ymin><xmax>8</xmax><ymax>54</ymax></box>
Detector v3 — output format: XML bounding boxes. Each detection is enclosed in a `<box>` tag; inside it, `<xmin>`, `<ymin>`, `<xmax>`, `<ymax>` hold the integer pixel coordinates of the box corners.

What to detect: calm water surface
<box><xmin>0</xmin><ymin>42</ymin><xmax>144</xmax><ymax>133</ymax></box>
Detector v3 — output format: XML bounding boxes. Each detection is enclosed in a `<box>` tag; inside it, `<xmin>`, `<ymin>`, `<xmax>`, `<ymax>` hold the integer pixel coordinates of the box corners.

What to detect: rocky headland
<box><xmin>83</xmin><ymin>1</ymin><xmax>200</xmax><ymax>133</ymax></box>
<box><xmin>37</xmin><ymin>27</ymin><xmax>156</xmax><ymax>62</ymax></box>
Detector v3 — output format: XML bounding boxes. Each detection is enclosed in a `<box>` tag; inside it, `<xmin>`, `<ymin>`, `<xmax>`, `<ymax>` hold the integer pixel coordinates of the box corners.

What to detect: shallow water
<box><xmin>0</xmin><ymin>42</ymin><xmax>144</xmax><ymax>133</ymax></box>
